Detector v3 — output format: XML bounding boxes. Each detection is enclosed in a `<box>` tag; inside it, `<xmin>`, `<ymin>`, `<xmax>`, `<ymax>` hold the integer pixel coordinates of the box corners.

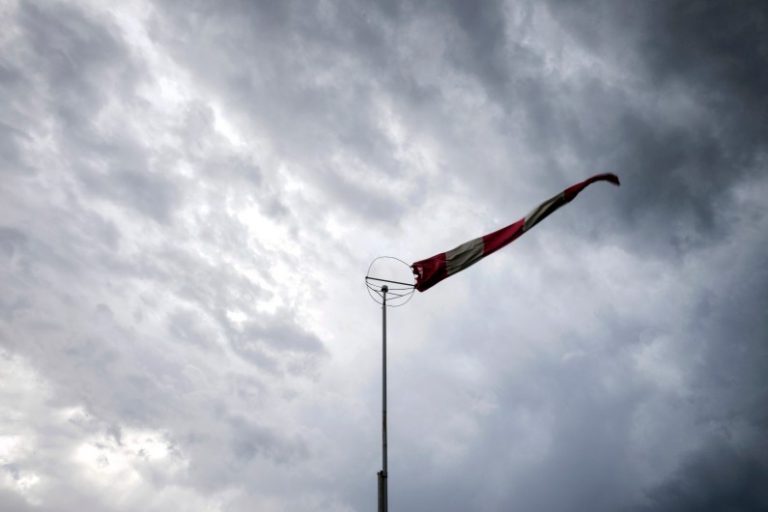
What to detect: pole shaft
<box><xmin>380</xmin><ymin>287</ymin><xmax>389</xmax><ymax>512</ymax></box>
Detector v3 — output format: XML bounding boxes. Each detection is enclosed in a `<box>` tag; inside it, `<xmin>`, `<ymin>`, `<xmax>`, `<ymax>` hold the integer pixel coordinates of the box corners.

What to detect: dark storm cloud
<box><xmin>386</xmin><ymin>225</ymin><xmax>768</xmax><ymax>511</ymax></box>
<box><xmin>536</xmin><ymin>3</ymin><xmax>768</xmax><ymax>506</ymax></box>
<box><xmin>542</xmin><ymin>0</ymin><xmax>768</xmax><ymax>248</ymax></box>
<box><xmin>630</xmin><ymin>231</ymin><xmax>768</xmax><ymax>512</ymax></box>
<box><xmin>443</xmin><ymin>0</ymin><xmax>513</xmax><ymax>94</ymax></box>
<box><xmin>375</xmin><ymin>1</ymin><xmax>767</xmax><ymax>253</ymax></box>
<box><xmin>687</xmin><ymin>239</ymin><xmax>768</xmax><ymax>430</ymax></box>
<box><xmin>369</xmin><ymin>0</ymin><xmax>768</xmax><ymax>495</ymax></box>
<box><xmin>639</xmin><ymin>440</ymin><xmax>768</xmax><ymax>511</ymax></box>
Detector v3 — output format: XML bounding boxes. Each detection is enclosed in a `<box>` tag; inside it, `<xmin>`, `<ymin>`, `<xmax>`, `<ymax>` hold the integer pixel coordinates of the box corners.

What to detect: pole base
<box><xmin>377</xmin><ymin>470</ymin><xmax>388</xmax><ymax>512</ymax></box>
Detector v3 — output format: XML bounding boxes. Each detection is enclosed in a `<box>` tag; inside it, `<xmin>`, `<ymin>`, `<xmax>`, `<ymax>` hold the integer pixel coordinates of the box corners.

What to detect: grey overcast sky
<box><xmin>1</xmin><ymin>1</ymin><xmax>767</xmax><ymax>510</ymax></box>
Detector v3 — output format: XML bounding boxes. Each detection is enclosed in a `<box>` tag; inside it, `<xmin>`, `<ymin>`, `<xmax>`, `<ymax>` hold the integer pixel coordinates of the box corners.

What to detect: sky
<box><xmin>1</xmin><ymin>0</ymin><xmax>767</xmax><ymax>510</ymax></box>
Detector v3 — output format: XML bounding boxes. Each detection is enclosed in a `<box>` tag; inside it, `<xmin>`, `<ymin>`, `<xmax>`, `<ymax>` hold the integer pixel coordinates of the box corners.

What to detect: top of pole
<box><xmin>365</xmin><ymin>256</ymin><xmax>415</xmax><ymax>307</ymax></box>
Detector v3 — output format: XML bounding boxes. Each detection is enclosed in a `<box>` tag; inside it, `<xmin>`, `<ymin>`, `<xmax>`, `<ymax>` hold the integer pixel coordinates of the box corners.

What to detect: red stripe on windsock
<box><xmin>482</xmin><ymin>219</ymin><xmax>525</xmax><ymax>256</ymax></box>
<box><xmin>411</xmin><ymin>173</ymin><xmax>619</xmax><ymax>292</ymax></box>
<box><xmin>563</xmin><ymin>173</ymin><xmax>620</xmax><ymax>202</ymax></box>
<box><xmin>411</xmin><ymin>252</ymin><xmax>447</xmax><ymax>292</ymax></box>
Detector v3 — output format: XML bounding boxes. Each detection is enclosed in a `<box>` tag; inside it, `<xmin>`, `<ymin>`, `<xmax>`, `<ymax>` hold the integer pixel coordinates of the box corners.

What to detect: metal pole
<box><xmin>378</xmin><ymin>285</ymin><xmax>389</xmax><ymax>512</ymax></box>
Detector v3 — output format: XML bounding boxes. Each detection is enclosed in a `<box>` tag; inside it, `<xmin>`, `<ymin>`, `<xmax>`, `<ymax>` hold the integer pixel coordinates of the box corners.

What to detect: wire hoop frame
<box><xmin>365</xmin><ymin>256</ymin><xmax>416</xmax><ymax>307</ymax></box>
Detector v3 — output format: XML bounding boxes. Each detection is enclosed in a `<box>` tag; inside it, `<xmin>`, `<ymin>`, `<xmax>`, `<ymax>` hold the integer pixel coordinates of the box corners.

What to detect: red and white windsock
<box><xmin>411</xmin><ymin>173</ymin><xmax>620</xmax><ymax>292</ymax></box>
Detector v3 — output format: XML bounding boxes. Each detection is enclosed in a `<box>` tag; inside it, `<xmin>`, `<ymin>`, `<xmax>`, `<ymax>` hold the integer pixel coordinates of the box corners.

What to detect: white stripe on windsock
<box><xmin>445</xmin><ymin>237</ymin><xmax>485</xmax><ymax>276</ymax></box>
<box><xmin>523</xmin><ymin>193</ymin><xmax>565</xmax><ymax>231</ymax></box>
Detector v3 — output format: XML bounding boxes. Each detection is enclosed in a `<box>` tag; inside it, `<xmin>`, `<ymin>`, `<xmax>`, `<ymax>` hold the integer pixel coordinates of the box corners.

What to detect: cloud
<box><xmin>543</xmin><ymin>0</ymin><xmax>768</xmax><ymax>249</ymax></box>
<box><xmin>1</xmin><ymin>0</ymin><xmax>766</xmax><ymax>510</ymax></box>
<box><xmin>638</xmin><ymin>440</ymin><xmax>768</xmax><ymax>512</ymax></box>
